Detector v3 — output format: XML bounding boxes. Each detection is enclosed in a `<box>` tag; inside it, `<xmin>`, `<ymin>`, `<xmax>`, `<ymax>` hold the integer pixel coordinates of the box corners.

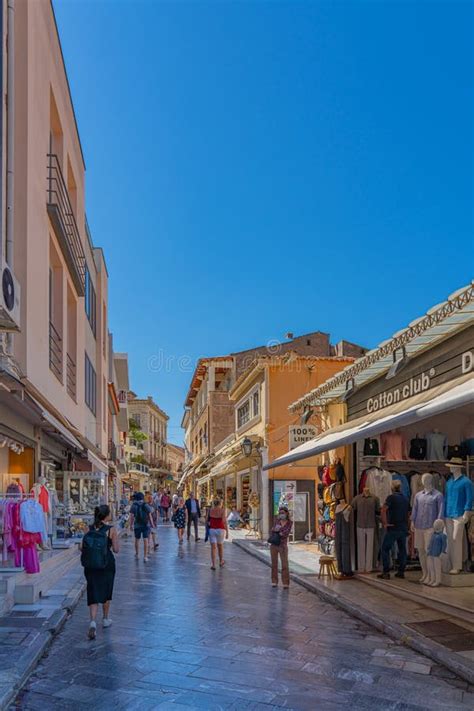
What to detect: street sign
<box><xmin>288</xmin><ymin>425</ymin><xmax>317</xmax><ymax>450</ymax></box>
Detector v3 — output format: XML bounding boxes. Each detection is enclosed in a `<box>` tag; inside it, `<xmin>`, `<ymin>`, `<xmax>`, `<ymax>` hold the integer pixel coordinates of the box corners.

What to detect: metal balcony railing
<box><xmin>49</xmin><ymin>321</ymin><xmax>63</xmax><ymax>381</ymax></box>
<box><xmin>66</xmin><ymin>353</ymin><xmax>76</xmax><ymax>400</ymax></box>
<box><xmin>128</xmin><ymin>462</ymin><xmax>149</xmax><ymax>475</ymax></box>
<box><xmin>47</xmin><ymin>154</ymin><xmax>86</xmax><ymax>295</ymax></box>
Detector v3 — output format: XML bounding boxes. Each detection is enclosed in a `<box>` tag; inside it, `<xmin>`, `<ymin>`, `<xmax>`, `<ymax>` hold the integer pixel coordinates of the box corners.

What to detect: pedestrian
<box><xmin>227</xmin><ymin>507</ymin><xmax>242</xmax><ymax>530</ymax></box>
<box><xmin>172</xmin><ymin>491</ymin><xmax>179</xmax><ymax>509</ymax></box>
<box><xmin>80</xmin><ymin>504</ymin><xmax>119</xmax><ymax>640</ymax></box>
<box><xmin>378</xmin><ymin>480</ymin><xmax>409</xmax><ymax>580</ymax></box>
<box><xmin>185</xmin><ymin>491</ymin><xmax>201</xmax><ymax>541</ymax></box>
<box><xmin>129</xmin><ymin>492</ymin><xmax>154</xmax><ymax>562</ymax></box>
<box><xmin>269</xmin><ymin>505</ymin><xmax>292</xmax><ymax>588</ymax></box>
<box><xmin>161</xmin><ymin>490</ymin><xmax>171</xmax><ymax>523</ymax></box>
<box><xmin>146</xmin><ymin>492</ymin><xmax>159</xmax><ymax>551</ymax></box>
<box><xmin>172</xmin><ymin>496</ymin><xmax>187</xmax><ymax>544</ymax></box>
<box><xmin>207</xmin><ymin>497</ymin><xmax>228</xmax><ymax>570</ymax></box>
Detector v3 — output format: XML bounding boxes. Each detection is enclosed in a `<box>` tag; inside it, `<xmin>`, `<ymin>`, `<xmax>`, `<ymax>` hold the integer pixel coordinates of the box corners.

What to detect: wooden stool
<box><xmin>318</xmin><ymin>555</ymin><xmax>338</xmax><ymax>579</ymax></box>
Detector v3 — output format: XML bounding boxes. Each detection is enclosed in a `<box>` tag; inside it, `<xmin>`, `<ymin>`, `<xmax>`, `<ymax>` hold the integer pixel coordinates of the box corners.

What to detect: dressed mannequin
<box><xmin>412</xmin><ymin>473</ymin><xmax>444</xmax><ymax>583</ymax></box>
<box><xmin>425</xmin><ymin>519</ymin><xmax>448</xmax><ymax>587</ymax></box>
<box><xmin>351</xmin><ymin>487</ymin><xmax>380</xmax><ymax>573</ymax></box>
<box><xmin>31</xmin><ymin>478</ymin><xmax>51</xmax><ymax>547</ymax></box>
<box><xmin>444</xmin><ymin>460</ymin><xmax>473</xmax><ymax>574</ymax></box>
<box><xmin>335</xmin><ymin>501</ymin><xmax>353</xmax><ymax>578</ymax></box>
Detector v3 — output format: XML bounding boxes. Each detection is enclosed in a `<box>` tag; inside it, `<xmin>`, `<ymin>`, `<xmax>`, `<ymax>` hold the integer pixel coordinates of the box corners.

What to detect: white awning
<box><xmin>30</xmin><ymin>397</ymin><xmax>83</xmax><ymax>451</ymax></box>
<box><xmin>88</xmin><ymin>449</ymin><xmax>109</xmax><ymax>475</ymax></box>
<box><xmin>264</xmin><ymin>375</ymin><xmax>474</xmax><ymax>470</ymax></box>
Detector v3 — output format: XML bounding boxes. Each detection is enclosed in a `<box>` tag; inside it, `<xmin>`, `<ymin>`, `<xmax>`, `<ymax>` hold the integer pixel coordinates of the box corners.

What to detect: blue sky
<box><xmin>54</xmin><ymin>0</ymin><xmax>473</xmax><ymax>444</ymax></box>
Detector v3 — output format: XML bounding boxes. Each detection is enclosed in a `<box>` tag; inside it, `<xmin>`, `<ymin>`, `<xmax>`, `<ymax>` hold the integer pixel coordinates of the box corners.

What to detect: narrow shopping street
<box><xmin>13</xmin><ymin>528</ymin><xmax>474</xmax><ymax>711</ymax></box>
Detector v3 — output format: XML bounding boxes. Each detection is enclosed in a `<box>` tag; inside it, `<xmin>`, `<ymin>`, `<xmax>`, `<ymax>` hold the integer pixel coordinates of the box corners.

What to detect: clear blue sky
<box><xmin>54</xmin><ymin>0</ymin><xmax>473</xmax><ymax>445</ymax></box>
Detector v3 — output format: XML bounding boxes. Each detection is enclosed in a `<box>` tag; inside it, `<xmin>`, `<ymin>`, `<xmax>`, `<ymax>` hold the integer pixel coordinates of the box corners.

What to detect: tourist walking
<box><xmin>269</xmin><ymin>505</ymin><xmax>292</xmax><ymax>588</ymax></box>
<box><xmin>80</xmin><ymin>505</ymin><xmax>119</xmax><ymax>640</ymax></box>
<box><xmin>161</xmin><ymin>490</ymin><xmax>171</xmax><ymax>522</ymax></box>
<box><xmin>146</xmin><ymin>492</ymin><xmax>159</xmax><ymax>551</ymax></box>
<box><xmin>207</xmin><ymin>497</ymin><xmax>228</xmax><ymax>570</ymax></box>
<box><xmin>129</xmin><ymin>492</ymin><xmax>154</xmax><ymax>561</ymax></box>
<box><xmin>185</xmin><ymin>491</ymin><xmax>201</xmax><ymax>541</ymax></box>
<box><xmin>172</xmin><ymin>496</ymin><xmax>187</xmax><ymax>544</ymax></box>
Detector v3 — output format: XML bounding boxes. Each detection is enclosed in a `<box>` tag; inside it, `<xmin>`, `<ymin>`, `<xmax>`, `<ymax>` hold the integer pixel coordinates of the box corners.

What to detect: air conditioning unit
<box><xmin>0</xmin><ymin>264</ymin><xmax>21</xmax><ymax>331</ymax></box>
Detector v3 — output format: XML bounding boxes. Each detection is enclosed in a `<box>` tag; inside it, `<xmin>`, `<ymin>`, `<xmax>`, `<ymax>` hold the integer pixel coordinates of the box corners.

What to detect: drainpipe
<box><xmin>6</xmin><ymin>0</ymin><xmax>14</xmax><ymax>267</ymax></box>
<box><xmin>2</xmin><ymin>0</ymin><xmax>14</xmax><ymax>359</ymax></box>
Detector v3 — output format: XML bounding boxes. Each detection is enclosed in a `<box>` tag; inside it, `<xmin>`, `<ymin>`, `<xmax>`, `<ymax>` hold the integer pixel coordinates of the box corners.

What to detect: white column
<box><xmin>260</xmin><ymin>447</ymin><xmax>270</xmax><ymax>539</ymax></box>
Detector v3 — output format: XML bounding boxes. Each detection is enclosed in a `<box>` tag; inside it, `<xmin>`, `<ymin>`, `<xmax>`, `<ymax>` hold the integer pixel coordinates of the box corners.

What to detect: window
<box><xmin>85</xmin><ymin>353</ymin><xmax>97</xmax><ymax>415</ymax></box>
<box><xmin>85</xmin><ymin>266</ymin><xmax>96</xmax><ymax>336</ymax></box>
<box><xmin>237</xmin><ymin>400</ymin><xmax>250</xmax><ymax>429</ymax></box>
<box><xmin>132</xmin><ymin>414</ymin><xmax>141</xmax><ymax>428</ymax></box>
<box><xmin>237</xmin><ymin>386</ymin><xmax>261</xmax><ymax>430</ymax></box>
<box><xmin>253</xmin><ymin>390</ymin><xmax>260</xmax><ymax>416</ymax></box>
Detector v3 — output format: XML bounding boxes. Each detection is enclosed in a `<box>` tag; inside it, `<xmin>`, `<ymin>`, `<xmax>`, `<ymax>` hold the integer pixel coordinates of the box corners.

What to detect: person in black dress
<box><xmin>83</xmin><ymin>505</ymin><xmax>119</xmax><ymax>640</ymax></box>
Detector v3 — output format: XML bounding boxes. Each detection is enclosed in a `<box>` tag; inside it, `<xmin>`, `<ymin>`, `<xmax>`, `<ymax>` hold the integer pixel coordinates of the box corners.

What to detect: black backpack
<box><xmin>81</xmin><ymin>525</ymin><xmax>110</xmax><ymax>570</ymax></box>
<box><xmin>134</xmin><ymin>502</ymin><xmax>149</xmax><ymax>526</ymax></box>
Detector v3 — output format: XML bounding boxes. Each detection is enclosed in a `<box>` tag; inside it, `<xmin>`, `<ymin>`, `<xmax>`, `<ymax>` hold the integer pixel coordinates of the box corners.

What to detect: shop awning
<box><xmin>30</xmin><ymin>397</ymin><xmax>83</xmax><ymax>451</ymax></box>
<box><xmin>88</xmin><ymin>450</ymin><xmax>109</xmax><ymax>475</ymax></box>
<box><xmin>264</xmin><ymin>375</ymin><xmax>474</xmax><ymax>470</ymax></box>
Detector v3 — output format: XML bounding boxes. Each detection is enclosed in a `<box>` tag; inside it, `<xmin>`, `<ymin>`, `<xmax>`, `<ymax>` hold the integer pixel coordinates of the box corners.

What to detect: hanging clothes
<box><xmin>380</xmin><ymin>431</ymin><xmax>407</xmax><ymax>461</ymax></box>
<box><xmin>365</xmin><ymin>468</ymin><xmax>392</xmax><ymax>505</ymax></box>
<box><xmin>335</xmin><ymin>504</ymin><xmax>353</xmax><ymax>576</ymax></box>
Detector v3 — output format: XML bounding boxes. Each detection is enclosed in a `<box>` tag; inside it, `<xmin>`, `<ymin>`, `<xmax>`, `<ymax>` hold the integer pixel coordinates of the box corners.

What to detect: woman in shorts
<box><xmin>207</xmin><ymin>497</ymin><xmax>228</xmax><ymax>570</ymax></box>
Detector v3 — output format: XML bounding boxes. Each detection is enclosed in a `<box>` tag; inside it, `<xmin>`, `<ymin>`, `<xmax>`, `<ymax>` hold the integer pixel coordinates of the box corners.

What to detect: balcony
<box><xmin>149</xmin><ymin>457</ymin><xmax>171</xmax><ymax>471</ymax></box>
<box><xmin>128</xmin><ymin>462</ymin><xmax>149</xmax><ymax>475</ymax></box>
<box><xmin>49</xmin><ymin>321</ymin><xmax>63</xmax><ymax>382</ymax></box>
<box><xmin>47</xmin><ymin>154</ymin><xmax>86</xmax><ymax>296</ymax></box>
<box><xmin>66</xmin><ymin>353</ymin><xmax>76</xmax><ymax>400</ymax></box>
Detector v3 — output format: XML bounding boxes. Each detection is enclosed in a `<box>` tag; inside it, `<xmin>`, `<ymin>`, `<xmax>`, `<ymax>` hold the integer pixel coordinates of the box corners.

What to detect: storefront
<box><xmin>266</xmin><ymin>284</ymin><xmax>473</xmax><ymax>610</ymax></box>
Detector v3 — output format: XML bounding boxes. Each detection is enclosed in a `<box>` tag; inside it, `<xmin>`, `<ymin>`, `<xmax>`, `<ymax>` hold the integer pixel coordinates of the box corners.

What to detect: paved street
<box><xmin>13</xmin><ymin>527</ymin><xmax>474</xmax><ymax>711</ymax></box>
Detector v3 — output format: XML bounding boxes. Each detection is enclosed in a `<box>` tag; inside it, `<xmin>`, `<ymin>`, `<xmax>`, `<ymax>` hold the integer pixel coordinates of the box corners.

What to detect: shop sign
<box><xmin>367</xmin><ymin>371</ymin><xmax>432</xmax><ymax>413</ymax></box>
<box><xmin>273</xmin><ymin>480</ymin><xmax>296</xmax><ymax>514</ymax></box>
<box><xmin>289</xmin><ymin>425</ymin><xmax>317</xmax><ymax>450</ymax></box>
<box><xmin>348</xmin><ymin>326</ymin><xmax>474</xmax><ymax>420</ymax></box>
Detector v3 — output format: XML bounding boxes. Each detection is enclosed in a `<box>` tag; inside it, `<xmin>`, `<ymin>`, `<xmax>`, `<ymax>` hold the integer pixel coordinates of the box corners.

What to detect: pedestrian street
<box><xmin>14</xmin><ymin>526</ymin><xmax>474</xmax><ymax>711</ymax></box>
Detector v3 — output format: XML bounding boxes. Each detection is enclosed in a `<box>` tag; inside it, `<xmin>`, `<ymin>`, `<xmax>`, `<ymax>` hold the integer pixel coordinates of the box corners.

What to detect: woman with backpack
<box><xmin>81</xmin><ymin>504</ymin><xmax>119</xmax><ymax>640</ymax></box>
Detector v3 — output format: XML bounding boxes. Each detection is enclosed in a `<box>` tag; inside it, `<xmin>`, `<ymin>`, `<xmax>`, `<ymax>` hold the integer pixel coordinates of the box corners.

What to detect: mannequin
<box><xmin>444</xmin><ymin>461</ymin><xmax>473</xmax><ymax>574</ymax></box>
<box><xmin>412</xmin><ymin>473</ymin><xmax>444</xmax><ymax>583</ymax></box>
<box><xmin>351</xmin><ymin>487</ymin><xmax>380</xmax><ymax>573</ymax></box>
<box><xmin>335</xmin><ymin>500</ymin><xmax>353</xmax><ymax>578</ymax></box>
<box><xmin>425</xmin><ymin>519</ymin><xmax>448</xmax><ymax>587</ymax></box>
<box><xmin>31</xmin><ymin>478</ymin><xmax>51</xmax><ymax>547</ymax></box>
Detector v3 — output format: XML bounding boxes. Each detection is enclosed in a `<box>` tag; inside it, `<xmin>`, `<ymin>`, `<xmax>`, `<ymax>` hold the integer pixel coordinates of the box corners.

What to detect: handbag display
<box><xmin>267</xmin><ymin>531</ymin><xmax>281</xmax><ymax>546</ymax></box>
<box><xmin>363</xmin><ymin>438</ymin><xmax>380</xmax><ymax>456</ymax></box>
<box><xmin>447</xmin><ymin>443</ymin><xmax>467</xmax><ymax>460</ymax></box>
<box><xmin>409</xmin><ymin>436</ymin><xmax>427</xmax><ymax>460</ymax></box>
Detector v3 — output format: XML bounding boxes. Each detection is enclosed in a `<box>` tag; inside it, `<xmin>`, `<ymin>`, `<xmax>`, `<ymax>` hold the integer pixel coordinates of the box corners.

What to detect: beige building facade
<box><xmin>0</xmin><ymin>1</ymin><xmax>115</xmax><ymax>517</ymax></box>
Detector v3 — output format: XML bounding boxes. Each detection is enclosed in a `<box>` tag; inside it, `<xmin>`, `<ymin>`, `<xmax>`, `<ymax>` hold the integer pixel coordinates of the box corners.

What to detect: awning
<box><xmin>88</xmin><ymin>449</ymin><xmax>109</xmax><ymax>475</ymax></box>
<box><xmin>264</xmin><ymin>375</ymin><xmax>474</xmax><ymax>470</ymax></box>
<box><xmin>30</xmin><ymin>397</ymin><xmax>83</xmax><ymax>451</ymax></box>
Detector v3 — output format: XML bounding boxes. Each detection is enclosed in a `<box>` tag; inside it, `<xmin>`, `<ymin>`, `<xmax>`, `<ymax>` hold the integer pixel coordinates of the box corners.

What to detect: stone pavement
<box><xmin>233</xmin><ymin>538</ymin><xmax>474</xmax><ymax>684</ymax></box>
<box><xmin>11</xmin><ymin>525</ymin><xmax>474</xmax><ymax>711</ymax></box>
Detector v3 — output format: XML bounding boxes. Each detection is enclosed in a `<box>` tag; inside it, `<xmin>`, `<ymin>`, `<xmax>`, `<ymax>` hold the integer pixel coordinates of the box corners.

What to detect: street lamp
<box><xmin>241</xmin><ymin>437</ymin><xmax>252</xmax><ymax>457</ymax></box>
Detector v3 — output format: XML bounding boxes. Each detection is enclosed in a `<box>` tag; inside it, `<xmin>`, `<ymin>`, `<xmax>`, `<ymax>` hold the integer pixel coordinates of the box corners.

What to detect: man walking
<box><xmin>378</xmin><ymin>480</ymin><xmax>409</xmax><ymax>580</ymax></box>
<box><xmin>129</xmin><ymin>492</ymin><xmax>154</xmax><ymax>562</ymax></box>
<box><xmin>185</xmin><ymin>491</ymin><xmax>201</xmax><ymax>541</ymax></box>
